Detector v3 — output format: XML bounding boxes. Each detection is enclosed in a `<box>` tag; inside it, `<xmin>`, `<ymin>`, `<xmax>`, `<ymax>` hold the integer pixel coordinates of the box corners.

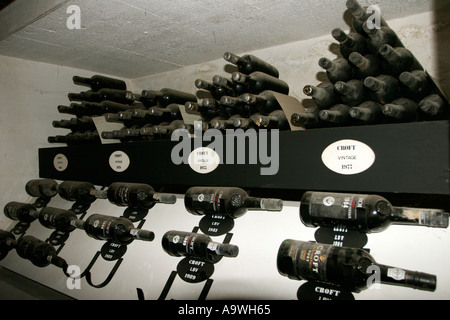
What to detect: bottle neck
<box><xmin>390</xmin><ymin>207</ymin><xmax>449</xmax><ymax>228</ymax></box>
<box><xmin>243</xmin><ymin>196</ymin><xmax>283</xmax><ymax>211</ymax></box>
<box><xmin>72</xmin><ymin>76</ymin><xmax>92</xmax><ymax>87</ymax></box>
<box><xmin>375</xmin><ymin>263</ymin><xmax>436</xmax><ymax>291</ymax></box>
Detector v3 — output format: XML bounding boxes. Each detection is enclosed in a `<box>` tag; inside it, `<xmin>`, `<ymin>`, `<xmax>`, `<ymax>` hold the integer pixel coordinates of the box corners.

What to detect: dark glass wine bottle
<box><xmin>52</xmin><ymin>117</ymin><xmax>96</xmax><ymax>133</ymax></box>
<box><xmin>57</xmin><ymin>181</ymin><xmax>107</xmax><ymax>204</ymax></box>
<box><xmin>185</xmin><ymin>101</ymin><xmax>221</xmax><ymax>121</ymax></box>
<box><xmin>231</xmin><ymin>71</ymin><xmax>289</xmax><ymax>95</ymax></box>
<box><xmin>303</xmin><ymin>82</ymin><xmax>340</xmax><ymax>109</ymax></box>
<box><xmin>291</xmin><ymin>108</ymin><xmax>325</xmax><ymax>129</ymax></box>
<box><xmin>399</xmin><ymin>70</ymin><xmax>433</xmax><ymax>101</ymax></box>
<box><xmin>195</xmin><ymin>79</ymin><xmax>234</xmax><ymax>100</ymax></box>
<box><xmin>83</xmin><ymin>100</ymin><xmax>146</xmax><ymax>115</ymax></box>
<box><xmin>241</xmin><ymin>90</ymin><xmax>282</xmax><ymax>115</ymax></box>
<box><xmin>4</xmin><ymin>201</ymin><xmax>38</xmax><ymax>223</ymax></box>
<box><xmin>0</xmin><ymin>230</ymin><xmax>16</xmax><ymax>259</ymax></box>
<box><xmin>210</xmin><ymin>114</ymin><xmax>242</xmax><ymax>130</ymax></box>
<box><xmin>382</xmin><ymin>97</ymin><xmax>419</xmax><ymax>122</ymax></box>
<box><xmin>16</xmin><ymin>235</ymin><xmax>67</xmax><ymax>268</ymax></box>
<box><xmin>68</xmin><ymin>90</ymin><xmax>103</xmax><ymax>103</ymax></box>
<box><xmin>233</xmin><ymin>115</ymin><xmax>257</xmax><ymax>129</ymax></box>
<box><xmin>106</xmin><ymin>182</ymin><xmax>176</xmax><ymax>210</ymax></box>
<box><xmin>318</xmin><ymin>57</ymin><xmax>354</xmax><ymax>84</ymax></box>
<box><xmin>48</xmin><ymin>131</ymin><xmax>101</xmax><ymax>145</ymax></box>
<box><xmin>152</xmin><ymin>120</ymin><xmax>193</xmax><ymax>136</ymax></box>
<box><xmin>331</xmin><ymin>28</ymin><xmax>368</xmax><ymax>59</ymax></box>
<box><xmin>38</xmin><ymin>207</ymin><xmax>79</xmax><ymax>232</ymax></box>
<box><xmin>277</xmin><ymin>239</ymin><xmax>437</xmax><ymax>292</ymax></box>
<box><xmin>219</xmin><ymin>95</ymin><xmax>256</xmax><ymax>117</ymax></box>
<box><xmin>57</xmin><ymin>104</ymin><xmax>91</xmax><ymax>117</ymax></box>
<box><xmin>364</xmin><ymin>74</ymin><xmax>399</xmax><ymax>104</ymax></box>
<box><xmin>319</xmin><ymin>104</ymin><xmax>351</xmax><ymax>125</ymax></box>
<box><xmin>223</xmin><ymin>52</ymin><xmax>280</xmax><ymax>78</ymax></box>
<box><xmin>162</xmin><ymin>230</ymin><xmax>239</xmax><ymax>263</ymax></box>
<box><xmin>184</xmin><ymin>187</ymin><xmax>283</xmax><ymax>219</ymax></box>
<box><xmin>250</xmin><ymin>110</ymin><xmax>289</xmax><ymax>130</ymax></box>
<box><xmin>379</xmin><ymin>44</ymin><xmax>415</xmax><ymax>77</ymax></box>
<box><xmin>419</xmin><ymin>94</ymin><xmax>449</xmax><ymax>118</ymax></box>
<box><xmin>334</xmin><ymin>80</ymin><xmax>368</xmax><ymax>107</ymax></box>
<box><xmin>212</xmin><ymin>75</ymin><xmax>248</xmax><ymax>97</ymax></box>
<box><xmin>362</xmin><ymin>23</ymin><xmax>399</xmax><ymax>54</ymax></box>
<box><xmin>73</xmin><ymin>75</ymin><xmax>127</xmax><ymax>91</ymax></box>
<box><xmin>300</xmin><ymin>191</ymin><xmax>449</xmax><ymax>233</ymax></box>
<box><xmin>349</xmin><ymin>52</ymin><xmax>382</xmax><ymax>79</ymax></box>
<box><xmin>140</xmin><ymin>88</ymin><xmax>197</xmax><ymax>107</ymax></box>
<box><xmin>79</xmin><ymin>214</ymin><xmax>155</xmax><ymax>244</ymax></box>
<box><xmin>349</xmin><ymin>101</ymin><xmax>385</xmax><ymax>124</ymax></box>
<box><xmin>25</xmin><ymin>179</ymin><xmax>58</xmax><ymax>198</ymax></box>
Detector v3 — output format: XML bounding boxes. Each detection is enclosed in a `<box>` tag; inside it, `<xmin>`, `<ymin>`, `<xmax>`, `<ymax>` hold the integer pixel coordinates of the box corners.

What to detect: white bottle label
<box><xmin>321</xmin><ymin>139</ymin><xmax>375</xmax><ymax>175</ymax></box>
<box><xmin>53</xmin><ymin>153</ymin><xmax>69</xmax><ymax>172</ymax></box>
<box><xmin>109</xmin><ymin>150</ymin><xmax>130</xmax><ymax>172</ymax></box>
<box><xmin>387</xmin><ymin>267</ymin><xmax>406</xmax><ymax>281</ymax></box>
<box><xmin>188</xmin><ymin>147</ymin><xmax>220</xmax><ymax>174</ymax></box>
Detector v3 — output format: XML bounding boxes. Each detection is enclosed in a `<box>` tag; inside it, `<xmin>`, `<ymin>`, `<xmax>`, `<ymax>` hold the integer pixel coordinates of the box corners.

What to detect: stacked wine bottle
<box><xmin>291</xmin><ymin>0</ymin><xmax>449</xmax><ymax>129</ymax></box>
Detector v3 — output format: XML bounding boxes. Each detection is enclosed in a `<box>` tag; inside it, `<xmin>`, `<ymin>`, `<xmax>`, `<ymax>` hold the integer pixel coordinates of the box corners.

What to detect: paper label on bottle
<box><xmin>387</xmin><ymin>268</ymin><xmax>406</xmax><ymax>281</ymax></box>
<box><xmin>188</xmin><ymin>147</ymin><xmax>220</xmax><ymax>174</ymax></box>
<box><xmin>53</xmin><ymin>153</ymin><xmax>68</xmax><ymax>172</ymax></box>
<box><xmin>271</xmin><ymin>91</ymin><xmax>307</xmax><ymax>131</ymax></box>
<box><xmin>321</xmin><ymin>139</ymin><xmax>375</xmax><ymax>175</ymax></box>
<box><xmin>109</xmin><ymin>150</ymin><xmax>130</xmax><ymax>172</ymax></box>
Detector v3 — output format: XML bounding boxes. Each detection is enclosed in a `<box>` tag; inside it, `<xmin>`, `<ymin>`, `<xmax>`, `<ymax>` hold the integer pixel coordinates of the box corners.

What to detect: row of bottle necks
<box><xmin>2</xmin><ymin>178</ymin><xmax>447</xmax><ymax>294</ymax></box>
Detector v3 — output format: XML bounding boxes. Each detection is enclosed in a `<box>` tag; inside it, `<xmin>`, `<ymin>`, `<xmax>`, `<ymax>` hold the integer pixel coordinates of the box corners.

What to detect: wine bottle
<box><xmin>210</xmin><ymin>114</ymin><xmax>242</xmax><ymax>130</ymax></box>
<box><xmin>38</xmin><ymin>207</ymin><xmax>79</xmax><ymax>232</ymax></box>
<box><xmin>25</xmin><ymin>179</ymin><xmax>58</xmax><ymax>198</ymax></box>
<box><xmin>125</xmin><ymin>91</ymin><xmax>158</xmax><ymax>108</ymax></box>
<box><xmin>399</xmin><ymin>70</ymin><xmax>433</xmax><ymax>101</ymax></box>
<box><xmin>78</xmin><ymin>214</ymin><xmax>154</xmax><ymax>244</ymax></box>
<box><xmin>152</xmin><ymin>120</ymin><xmax>193</xmax><ymax>136</ymax></box>
<box><xmin>184</xmin><ymin>187</ymin><xmax>283</xmax><ymax>219</ymax></box>
<box><xmin>4</xmin><ymin>202</ymin><xmax>38</xmax><ymax>223</ymax></box>
<box><xmin>277</xmin><ymin>239</ymin><xmax>437</xmax><ymax>292</ymax></box>
<box><xmin>162</xmin><ymin>230</ymin><xmax>239</xmax><ymax>263</ymax></box>
<box><xmin>319</xmin><ymin>104</ymin><xmax>351</xmax><ymax>125</ymax></box>
<box><xmin>140</xmin><ymin>88</ymin><xmax>197</xmax><ymax>107</ymax></box>
<box><xmin>202</xmin><ymin>98</ymin><xmax>235</xmax><ymax>118</ymax></box>
<box><xmin>331</xmin><ymin>28</ymin><xmax>368</xmax><ymax>59</ymax></box>
<box><xmin>212</xmin><ymin>75</ymin><xmax>248</xmax><ymax>97</ymax></box>
<box><xmin>57</xmin><ymin>104</ymin><xmax>91</xmax><ymax>117</ymax></box>
<box><xmin>378</xmin><ymin>44</ymin><xmax>415</xmax><ymax>77</ymax></box>
<box><xmin>15</xmin><ymin>235</ymin><xmax>67</xmax><ymax>268</ymax></box>
<box><xmin>419</xmin><ymin>94</ymin><xmax>449</xmax><ymax>118</ymax></box>
<box><xmin>334</xmin><ymin>80</ymin><xmax>369</xmax><ymax>107</ymax></box>
<box><xmin>220</xmin><ymin>95</ymin><xmax>256</xmax><ymax>117</ymax></box>
<box><xmin>382</xmin><ymin>97</ymin><xmax>420</xmax><ymax>122</ymax></box>
<box><xmin>185</xmin><ymin>101</ymin><xmax>221</xmax><ymax>121</ymax></box>
<box><xmin>73</xmin><ymin>75</ymin><xmax>127</xmax><ymax>91</ymax></box>
<box><xmin>231</xmin><ymin>71</ymin><xmax>289</xmax><ymax>95</ymax></box>
<box><xmin>68</xmin><ymin>90</ymin><xmax>103</xmax><ymax>103</ymax></box>
<box><xmin>300</xmin><ymin>191</ymin><xmax>449</xmax><ymax>233</ymax></box>
<box><xmin>362</xmin><ymin>23</ymin><xmax>399</xmax><ymax>54</ymax></box>
<box><xmin>233</xmin><ymin>116</ymin><xmax>257</xmax><ymax>129</ymax></box>
<box><xmin>48</xmin><ymin>131</ymin><xmax>101</xmax><ymax>145</ymax></box>
<box><xmin>223</xmin><ymin>52</ymin><xmax>280</xmax><ymax>78</ymax></box>
<box><xmin>303</xmin><ymin>82</ymin><xmax>340</xmax><ymax>109</ymax></box>
<box><xmin>106</xmin><ymin>182</ymin><xmax>176</xmax><ymax>209</ymax></box>
<box><xmin>82</xmin><ymin>100</ymin><xmax>146</xmax><ymax>115</ymax></box>
<box><xmin>57</xmin><ymin>181</ymin><xmax>107</xmax><ymax>204</ymax></box>
<box><xmin>346</xmin><ymin>0</ymin><xmax>388</xmax><ymax>36</ymax></box>
<box><xmin>0</xmin><ymin>230</ymin><xmax>16</xmax><ymax>259</ymax></box>
<box><xmin>291</xmin><ymin>108</ymin><xmax>325</xmax><ymax>129</ymax></box>
<box><xmin>349</xmin><ymin>101</ymin><xmax>385</xmax><ymax>124</ymax></box>
<box><xmin>241</xmin><ymin>90</ymin><xmax>282</xmax><ymax>115</ymax></box>
<box><xmin>349</xmin><ymin>52</ymin><xmax>382</xmax><ymax>79</ymax></box>
<box><xmin>364</xmin><ymin>75</ymin><xmax>399</xmax><ymax>104</ymax></box>
<box><xmin>195</xmin><ymin>79</ymin><xmax>234</xmax><ymax>100</ymax></box>
<box><xmin>250</xmin><ymin>110</ymin><xmax>289</xmax><ymax>130</ymax></box>
<box><xmin>318</xmin><ymin>57</ymin><xmax>354</xmax><ymax>83</ymax></box>
<box><xmin>52</xmin><ymin>117</ymin><xmax>96</xmax><ymax>133</ymax></box>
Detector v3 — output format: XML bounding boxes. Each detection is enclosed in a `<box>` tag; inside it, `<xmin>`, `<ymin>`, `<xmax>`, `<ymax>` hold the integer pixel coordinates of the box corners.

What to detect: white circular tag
<box><xmin>188</xmin><ymin>147</ymin><xmax>220</xmax><ymax>174</ymax></box>
<box><xmin>321</xmin><ymin>139</ymin><xmax>375</xmax><ymax>175</ymax></box>
<box><xmin>109</xmin><ymin>150</ymin><xmax>130</xmax><ymax>172</ymax></box>
<box><xmin>53</xmin><ymin>153</ymin><xmax>68</xmax><ymax>172</ymax></box>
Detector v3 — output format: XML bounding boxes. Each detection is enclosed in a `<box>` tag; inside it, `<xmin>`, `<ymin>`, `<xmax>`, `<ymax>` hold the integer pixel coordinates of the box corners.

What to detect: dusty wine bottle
<box><xmin>162</xmin><ymin>230</ymin><xmax>239</xmax><ymax>263</ymax></box>
<box><xmin>362</xmin><ymin>23</ymin><xmax>399</xmax><ymax>54</ymax></box>
<box><xmin>250</xmin><ymin>110</ymin><xmax>289</xmax><ymax>130</ymax></box>
<box><xmin>4</xmin><ymin>202</ymin><xmax>38</xmax><ymax>223</ymax></box>
<box><xmin>38</xmin><ymin>207</ymin><xmax>79</xmax><ymax>232</ymax></box>
<box><xmin>331</xmin><ymin>28</ymin><xmax>368</xmax><ymax>59</ymax></box>
<box><xmin>223</xmin><ymin>52</ymin><xmax>280</xmax><ymax>78</ymax></box>
<box><xmin>231</xmin><ymin>71</ymin><xmax>289</xmax><ymax>95</ymax></box>
<box><xmin>73</xmin><ymin>75</ymin><xmax>127</xmax><ymax>91</ymax></box>
<box><xmin>349</xmin><ymin>101</ymin><xmax>385</xmax><ymax>124</ymax></box>
<box><xmin>0</xmin><ymin>230</ymin><xmax>16</xmax><ymax>259</ymax></box>
<box><xmin>16</xmin><ymin>235</ymin><xmax>67</xmax><ymax>268</ymax></box>
<box><xmin>346</xmin><ymin>0</ymin><xmax>388</xmax><ymax>36</ymax></box>
<box><xmin>233</xmin><ymin>116</ymin><xmax>256</xmax><ymax>129</ymax></box>
<box><xmin>195</xmin><ymin>79</ymin><xmax>234</xmax><ymax>100</ymax></box>
<box><xmin>210</xmin><ymin>114</ymin><xmax>242</xmax><ymax>130</ymax></box>
<box><xmin>140</xmin><ymin>88</ymin><xmax>197</xmax><ymax>107</ymax></box>
<box><xmin>219</xmin><ymin>95</ymin><xmax>256</xmax><ymax>117</ymax></box>
<box><xmin>382</xmin><ymin>97</ymin><xmax>419</xmax><ymax>122</ymax></box>
<box><xmin>25</xmin><ymin>179</ymin><xmax>58</xmax><ymax>198</ymax></box>
<box><xmin>78</xmin><ymin>214</ymin><xmax>154</xmax><ymax>244</ymax></box>
<box><xmin>378</xmin><ymin>44</ymin><xmax>416</xmax><ymax>77</ymax></box>
<box><xmin>48</xmin><ymin>131</ymin><xmax>101</xmax><ymax>145</ymax></box>
<box><xmin>419</xmin><ymin>94</ymin><xmax>448</xmax><ymax>117</ymax></box>
<box><xmin>364</xmin><ymin>75</ymin><xmax>399</xmax><ymax>104</ymax></box>
<box><xmin>399</xmin><ymin>70</ymin><xmax>433</xmax><ymax>100</ymax></box>
<box><xmin>212</xmin><ymin>75</ymin><xmax>248</xmax><ymax>96</ymax></box>
<box><xmin>349</xmin><ymin>52</ymin><xmax>382</xmax><ymax>79</ymax></box>
<box><xmin>184</xmin><ymin>187</ymin><xmax>283</xmax><ymax>219</ymax></box>
<box><xmin>334</xmin><ymin>80</ymin><xmax>369</xmax><ymax>107</ymax></box>
<box><xmin>106</xmin><ymin>182</ymin><xmax>176</xmax><ymax>210</ymax></box>
<box><xmin>241</xmin><ymin>90</ymin><xmax>282</xmax><ymax>115</ymax></box>
<box><xmin>318</xmin><ymin>57</ymin><xmax>354</xmax><ymax>84</ymax></box>
<box><xmin>68</xmin><ymin>90</ymin><xmax>103</xmax><ymax>103</ymax></box>
<box><xmin>319</xmin><ymin>104</ymin><xmax>351</xmax><ymax>125</ymax></box>
<box><xmin>152</xmin><ymin>120</ymin><xmax>193</xmax><ymax>136</ymax></box>
<box><xmin>57</xmin><ymin>181</ymin><xmax>107</xmax><ymax>204</ymax></box>
<box><xmin>52</xmin><ymin>117</ymin><xmax>96</xmax><ymax>132</ymax></box>
<box><xmin>277</xmin><ymin>239</ymin><xmax>437</xmax><ymax>292</ymax></box>
<box><xmin>291</xmin><ymin>108</ymin><xmax>324</xmax><ymax>129</ymax></box>
<box><xmin>300</xmin><ymin>191</ymin><xmax>449</xmax><ymax>233</ymax></box>
<box><xmin>303</xmin><ymin>82</ymin><xmax>340</xmax><ymax>109</ymax></box>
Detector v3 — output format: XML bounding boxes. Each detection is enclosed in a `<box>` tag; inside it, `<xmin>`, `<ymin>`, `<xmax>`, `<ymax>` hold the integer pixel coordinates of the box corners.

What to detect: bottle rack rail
<box><xmin>38</xmin><ymin>120</ymin><xmax>450</xmax><ymax>196</ymax></box>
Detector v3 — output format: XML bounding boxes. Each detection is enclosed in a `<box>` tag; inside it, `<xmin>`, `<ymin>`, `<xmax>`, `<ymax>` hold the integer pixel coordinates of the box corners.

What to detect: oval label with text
<box><xmin>321</xmin><ymin>139</ymin><xmax>375</xmax><ymax>175</ymax></box>
<box><xmin>188</xmin><ymin>147</ymin><xmax>220</xmax><ymax>174</ymax></box>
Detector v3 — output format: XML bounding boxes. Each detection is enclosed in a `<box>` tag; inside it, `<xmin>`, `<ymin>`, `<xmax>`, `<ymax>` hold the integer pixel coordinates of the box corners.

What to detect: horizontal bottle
<box><xmin>68</xmin><ymin>90</ymin><xmax>103</xmax><ymax>103</ymax></box>
<box><xmin>291</xmin><ymin>108</ymin><xmax>325</xmax><ymax>129</ymax></box>
<box><xmin>219</xmin><ymin>95</ymin><xmax>256</xmax><ymax>117</ymax></box>
<box><xmin>419</xmin><ymin>94</ymin><xmax>449</xmax><ymax>118</ymax></box>
<box><xmin>52</xmin><ymin>116</ymin><xmax>96</xmax><ymax>133</ymax></box>
<box><xmin>102</xmin><ymin>124</ymin><xmax>154</xmax><ymax>142</ymax></box>
<box><xmin>73</xmin><ymin>75</ymin><xmax>127</xmax><ymax>91</ymax></box>
<box><xmin>106</xmin><ymin>182</ymin><xmax>176</xmax><ymax>210</ymax></box>
<box><xmin>195</xmin><ymin>79</ymin><xmax>234</xmax><ymax>100</ymax></box>
<box><xmin>250</xmin><ymin>110</ymin><xmax>289</xmax><ymax>130</ymax></box>
<box><xmin>348</xmin><ymin>52</ymin><xmax>382</xmax><ymax>79</ymax></box>
<box><xmin>379</xmin><ymin>44</ymin><xmax>416</xmax><ymax>77</ymax></box>
<box><xmin>319</xmin><ymin>104</ymin><xmax>351</xmax><ymax>125</ymax></box>
<box><xmin>140</xmin><ymin>88</ymin><xmax>197</xmax><ymax>107</ymax></box>
<box><xmin>399</xmin><ymin>70</ymin><xmax>433</xmax><ymax>101</ymax></box>
<box><xmin>152</xmin><ymin>120</ymin><xmax>193</xmax><ymax>136</ymax></box>
<box><xmin>48</xmin><ymin>130</ymin><xmax>101</xmax><ymax>145</ymax></box>
<box><xmin>84</xmin><ymin>100</ymin><xmax>146</xmax><ymax>115</ymax></box>
<box><xmin>349</xmin><ymin>101</ymin><xmax>385</xmax><ymax>124</ymax></box>
<box><xmin>57</xmin><ymin>181</ymin><xmax>106</xmax><ymax>204</ymax></box>
<box><xmin>0</xmin><ymin>230</ymin><xmax>16</xmax><ymax>259</ymax></box>
<box><xmin>16</xmin><ymin>235</ymin><xmax>67</xmax><ymax>268</ymax></box>
<box><xmin>300</xmin><ymin>191</ymin><xmax>449</xmax><ymax>233</ymax></box>
<box><xmin>209</xmin><ymin>114</ymin><xmax>242</xmax><ymax>130</ymax></box>
<box><xmin>303</xmin><ymin>82</ymin><xmax>340</xmax><ymax>109</ymax></box>
<box><xmin>223</xmin><ymin>52</ymin><xmax>279</xmax><ymax>78</ymax></box>
<box><xmin>363</xmin><ymin>74</ymin><xmax>399</xmax><ymax>104</ymax></box>
<box><xmin>241</xmin><ymin>90</ymin><xmax>282</xmax><ymax>115</ymax></box>
<box><xmin>38</xmin><ymin>207</ymin><xmax>79</xmax><ymax>232</ymax></box>
<box><xmin>162</xmin><ymin>230</ymin><xmax>239</xmax><ymax>263</ymax></box>
<box><xmin>25</xmin><ymin>179</ymin><xmax>58</xmax><ymax>198</ymax></box>
<box><xmin>4</xmin><ymin>202</ymin><xmax>39</xmax><ymax>223</ymax></box>
<box><xmin>77</xmin><ymin>214</ymin><xmax>154</xmax><ymax>245</ymax></box>
<box><xmin>185</xmin><ymin>101</ymin><xmax>221</xmax><ymax>121</ymax></box>
<box><xmin>334</xmin><ymin>80</ymin><xmax>369</xmax><ymax>107</ymax></box>
<box><xmin>318</xmin><ymin>57</ymin><xmax>354</xmax><ymax>84</ymax></box>
<box><xmin>277</xmin><ymin>239</ymin><xmax>437</xmax><ymax>292</ymax></box>
<box><xmin>69</xmin><ymin>89</ymin><xmax>134</xmax><ymax>105</ymax></box>
<box><xmin>184</xmin><ymin>187</ymin><xmax>283</xmax><ymax>219</ymax></box>
<box><xmin>331</xmin><ymin>28</ymin><xmax>368</xmax><ymax>59</ymax></box>
<box><xmin>232</xmin><ymin>115</ymin><xmax>257</xmax><ymax>129</ymax></box>
<box><xmin>231</xmin><ymin>71</ymin><xmax>289</xmax><ymax>95</ymax></box>
<box><xmin>382</xmin><ymin>97</ymin><xmax>420</xmax><ymax>122</ymax></box>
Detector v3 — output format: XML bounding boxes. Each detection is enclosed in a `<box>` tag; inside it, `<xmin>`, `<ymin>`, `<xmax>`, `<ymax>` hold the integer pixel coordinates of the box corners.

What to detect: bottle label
<box><xmin>295</xmin><ymin>243</ymin><xmax>332</xmax><ymax>282</ymax></box>
<box><xmin>188</xmin><ymin>147</ymin><xmax>220</xmax><ymax>174</ymax></box>
<box><xmin>309</xmin><ymin>192</ymin><xmax>367</xmax><ymax>220</ymax></box>
<box><xmin>53</xmin><ymin>153</ymin><xmax>68</xmax><ymax>172</ymax></box>
<box><xmin>321</xmin><ymin>139</ymin><xmax>375</xmax><ymax>175</ymax></box>
<box><xmin>109</xmin><ymin>150</ymin><xmax>130</xmax><ymax>173</ymax></box>
<box><xmin>387</xmin><ymin>267</ymin><xmax>406</xmax><ymax>281</ymax></box>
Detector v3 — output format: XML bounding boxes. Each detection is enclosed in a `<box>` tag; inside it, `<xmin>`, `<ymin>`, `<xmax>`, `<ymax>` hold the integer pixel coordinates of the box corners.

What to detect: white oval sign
<box><xmin>321</xmin><ymin>139</ymin><xmax>375</xmax><ymax>175</ymax></box>
<box><xmin>188</xmin><ymin>147</ymin><xmax>220</xmax><ymax>174</ymax></box>
<box><xmin>53</xmin><ymin>153</ymin><xmax>68</xmax><ymax>172</ymax></box>
<box><xmin>109</xmin><ymin>150</ymin><xmax>130</xmax><ymax>172</ymax></box>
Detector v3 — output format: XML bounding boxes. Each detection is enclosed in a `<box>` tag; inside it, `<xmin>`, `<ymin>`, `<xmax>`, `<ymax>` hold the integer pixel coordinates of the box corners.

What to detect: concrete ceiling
<box><xmin>0</xmin><ymin>0</ymin><xmax>438</xmax><ymax>79</ymax></box>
